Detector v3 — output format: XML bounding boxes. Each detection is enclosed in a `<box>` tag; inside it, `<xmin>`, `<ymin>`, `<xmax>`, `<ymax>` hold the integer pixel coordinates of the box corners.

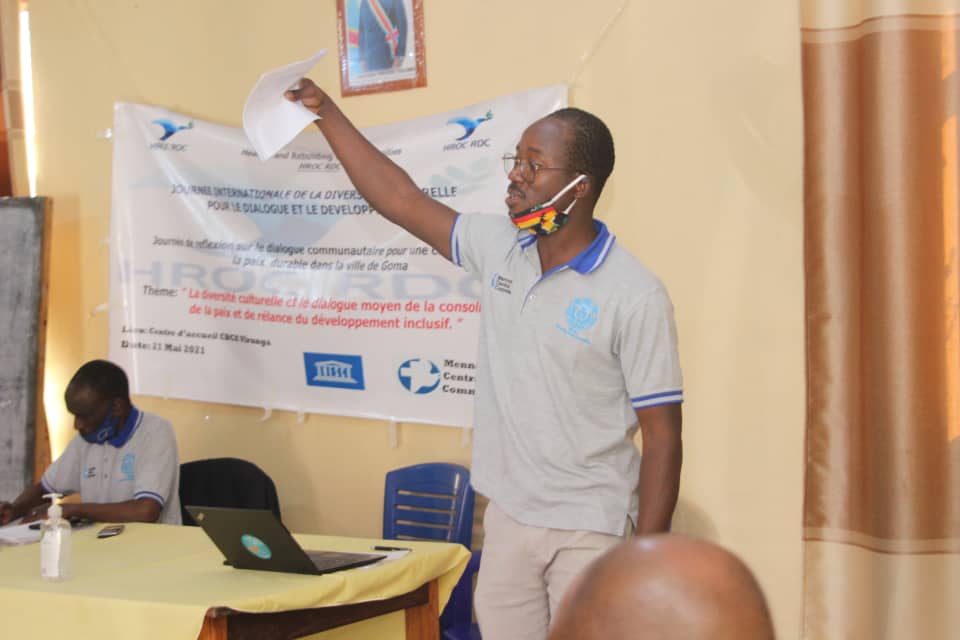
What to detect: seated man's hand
<box><xmin>21</xmin><ymin>503</ymin><xmax>49</xmax><ymax>523</ymax></box>
<box><xmin>0</xmin><ymin>501</ymin><xmax>15</xmax><ymax>525</ymax></box>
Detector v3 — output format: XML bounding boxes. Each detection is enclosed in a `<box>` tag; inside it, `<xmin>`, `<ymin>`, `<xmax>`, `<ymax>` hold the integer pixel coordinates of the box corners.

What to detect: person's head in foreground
<box><xmin>548</xmin><ymin>534</ymin><xmax>775</xmax><ymax>640</ymax></box>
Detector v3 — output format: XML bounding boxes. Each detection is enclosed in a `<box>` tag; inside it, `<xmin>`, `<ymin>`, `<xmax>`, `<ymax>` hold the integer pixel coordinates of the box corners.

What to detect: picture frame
<box><xmin>336</xmin><ymin>0</ymin><xmax>427</xmax><ymax>97</ymax></box>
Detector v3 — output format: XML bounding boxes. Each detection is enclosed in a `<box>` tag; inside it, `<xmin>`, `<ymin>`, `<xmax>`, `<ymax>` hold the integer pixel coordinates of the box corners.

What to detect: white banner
<box><xmin>108</xmin><ymin>86</ymin><xmax>566</xmax><ymax>427</ymax></box>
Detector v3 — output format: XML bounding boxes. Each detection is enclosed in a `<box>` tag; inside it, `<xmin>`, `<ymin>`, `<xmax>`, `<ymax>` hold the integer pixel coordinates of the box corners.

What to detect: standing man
<box><xmin>285</xmin><ymin>80</ymin><xmax>683</xmax><ymax>639</ymax></box>
<box><xmin>357</xmin><ymin>0</ymin><xmax>408</xmax><ymax>72</ymax></box>
<box><xmin>0</xmin><ymin>360</ymin><xmax>181</xmax><ymax>525</ymax></box>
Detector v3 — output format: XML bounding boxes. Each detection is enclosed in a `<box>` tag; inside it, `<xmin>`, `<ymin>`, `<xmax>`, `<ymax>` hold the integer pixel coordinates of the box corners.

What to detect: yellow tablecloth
<box><xmin>0</xmin><ymin>523</ymin><xmax>469</xmax><ymax>640</ymax></box>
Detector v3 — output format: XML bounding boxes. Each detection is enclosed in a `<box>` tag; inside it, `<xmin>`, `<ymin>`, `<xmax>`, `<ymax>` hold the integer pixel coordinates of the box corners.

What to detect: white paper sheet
<box><xmin>357</xmin><ymin>547</ymin><xmax>412</xmax><ymax>570</ymax></box>
<box><xmin>0</xmin><ymin>522</ymin><xmax>41</xmax><ymax>546</ymax></box>
<box><xmin>241</xmin><ymin>49</ymin><xmax>327</xmax><ymax>162</ymax></box>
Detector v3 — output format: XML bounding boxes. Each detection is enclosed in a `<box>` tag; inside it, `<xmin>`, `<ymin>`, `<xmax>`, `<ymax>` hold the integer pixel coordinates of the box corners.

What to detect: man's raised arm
<box><xmin>285</xmin><ymin>79</ymin><xmax>458</xmax><ymax>260</ymax></box>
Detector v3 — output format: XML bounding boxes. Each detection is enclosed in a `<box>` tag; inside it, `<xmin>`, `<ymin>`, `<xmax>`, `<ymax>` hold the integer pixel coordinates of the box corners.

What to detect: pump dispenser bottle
<box><xmin>40</xmin><ymin>492</ymin><xmax>71</xmax><ymax>581</ymax></box>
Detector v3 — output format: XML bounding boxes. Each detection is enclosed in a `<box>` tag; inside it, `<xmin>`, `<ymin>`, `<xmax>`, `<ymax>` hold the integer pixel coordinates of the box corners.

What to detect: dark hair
<box><xmin>67</xmin><ymin>360</ymin><xmax>130</xmax><ymax>403</ymax></box>
<box><xmin>548</xmin><ymin>107</ymin><xmax>615</xmax><ymax>195</ymax></box>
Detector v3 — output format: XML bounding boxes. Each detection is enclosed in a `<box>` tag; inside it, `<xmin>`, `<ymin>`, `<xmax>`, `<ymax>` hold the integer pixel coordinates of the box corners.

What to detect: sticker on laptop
<box><xmin>241</xmin><ymin>533</ymin><xmax>272</xmax><ymax>559</ymax></box>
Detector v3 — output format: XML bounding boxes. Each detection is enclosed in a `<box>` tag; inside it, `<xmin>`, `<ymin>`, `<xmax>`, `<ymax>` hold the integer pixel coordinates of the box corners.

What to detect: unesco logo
<box><xmin>303</xmin><ymin>353</ymin><xmax>365</xmax><ymax>390</ymax></box>
<box><xmin>397</xmin><ymin>358</ymin><xmax>442</xmax><ymax>394</ymax></box>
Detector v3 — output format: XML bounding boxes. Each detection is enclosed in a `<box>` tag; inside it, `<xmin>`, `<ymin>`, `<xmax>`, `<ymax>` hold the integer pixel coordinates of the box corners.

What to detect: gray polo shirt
<box><xmin>41</xmin><ymin>408</ymin><xmax>182</xmax><ymax>525</ymax></box>
<box><xmin>451</xmin><ymin>213</ymin><xmax>683</xmax><ymax>535</ymax></box>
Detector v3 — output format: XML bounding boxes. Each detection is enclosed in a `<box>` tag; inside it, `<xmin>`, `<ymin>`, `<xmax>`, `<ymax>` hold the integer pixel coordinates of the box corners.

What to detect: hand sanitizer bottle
<box><xmin>40</xmin><ymin>493</ymin><xmax>71</xmax><ymax>581</ymax></box>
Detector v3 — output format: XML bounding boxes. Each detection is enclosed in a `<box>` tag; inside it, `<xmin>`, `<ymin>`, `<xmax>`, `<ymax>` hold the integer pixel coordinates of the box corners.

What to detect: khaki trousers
<box><xmin>474</xmin><ymin>501</ymin><xmax>629</xmax><ymax>640</ymax></box>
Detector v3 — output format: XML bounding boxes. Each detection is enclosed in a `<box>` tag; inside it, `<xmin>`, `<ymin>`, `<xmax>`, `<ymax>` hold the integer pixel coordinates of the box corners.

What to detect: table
<box><xmin>0</xmin><ymin>523</ymin><xmax>469</xmax><ymax>639</ymax></box>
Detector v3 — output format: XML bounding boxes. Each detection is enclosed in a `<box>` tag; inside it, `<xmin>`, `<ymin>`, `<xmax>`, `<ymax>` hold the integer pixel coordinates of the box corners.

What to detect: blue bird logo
<box><xmin>152</xmin><ymin>118</ymin><xmax>194</xmax><ymax>141</ymax></box>
<box><xmin>447</xmin><ymin>110</ymin><xmax>493</xmax><ymax>141</ymax></box>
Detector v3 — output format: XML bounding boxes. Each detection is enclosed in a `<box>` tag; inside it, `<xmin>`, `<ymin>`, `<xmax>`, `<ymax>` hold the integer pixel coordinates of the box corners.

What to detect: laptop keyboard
<box><xmin>306</xmin><ymin>551</ymin><xmax>368</xmax><ymax>571</ymax></box>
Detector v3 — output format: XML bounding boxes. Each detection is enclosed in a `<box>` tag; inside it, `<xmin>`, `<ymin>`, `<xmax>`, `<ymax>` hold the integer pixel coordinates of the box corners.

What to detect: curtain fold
<box><xmin>802</xmin><ymin>2</ymin><xmax>960</xmax><ymax>637</ymax></box>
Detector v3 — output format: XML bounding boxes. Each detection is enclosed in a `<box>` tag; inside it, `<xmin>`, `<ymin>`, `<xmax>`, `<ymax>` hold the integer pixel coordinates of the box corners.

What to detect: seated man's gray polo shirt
<box><xmin>42</xmin><ymin>408</ymin><xmax>182</xmax><ymax>525</ymax></box>
<box><xmin>451</xmin><ymin>213</ymin><xmax>683</xmax><ymax>536</ymax></box>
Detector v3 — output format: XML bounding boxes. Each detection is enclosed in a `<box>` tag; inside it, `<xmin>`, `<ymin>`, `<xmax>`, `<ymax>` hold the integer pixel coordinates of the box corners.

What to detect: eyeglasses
<box><xmin>502</xmin><ymin>154</ymin><xmax>575</xmax><ymax>181</ymax></box>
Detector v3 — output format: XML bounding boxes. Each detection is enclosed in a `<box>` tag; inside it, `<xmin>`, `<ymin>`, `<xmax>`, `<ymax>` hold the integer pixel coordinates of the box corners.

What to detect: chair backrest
<box><xmin>179</xmin><ymin>457</ymin><xmax>281</xmax><ymax>526</ymax></box>
<box><xmin>383</xmin><ymin>463</ymin><xmax>475</xmax><ymax>547</ymax></box>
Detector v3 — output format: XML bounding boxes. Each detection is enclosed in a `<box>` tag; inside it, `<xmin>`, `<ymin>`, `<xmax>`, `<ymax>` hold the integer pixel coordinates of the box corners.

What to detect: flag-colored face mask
<box><xmin>509</xmin><ymin>175</ymin><xmax>586</xmax><ymax>236</ymax></box>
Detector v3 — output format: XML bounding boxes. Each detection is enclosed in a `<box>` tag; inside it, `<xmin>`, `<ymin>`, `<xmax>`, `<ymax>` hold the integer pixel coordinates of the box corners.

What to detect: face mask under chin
<box><xmin>82</xmin><ymin>413</ymin><xmax>119</xmax><ymax>444</ymax></box>
<box><xmin>510</xmin><ymin>174</ymin><xmax>586</xmax><ymax>236</ymax></box>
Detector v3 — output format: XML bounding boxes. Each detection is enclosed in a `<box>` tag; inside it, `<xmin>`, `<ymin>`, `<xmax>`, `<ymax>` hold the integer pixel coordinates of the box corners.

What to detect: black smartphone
<box><xmin>28</xmin><ymin>517</ymin><xmax>92</xmax><ymax>530</ymax></box>
<box><xmin>96</xmin><ymin>524</ymin><xmax>125</xmax><ymax>539</ymax></box>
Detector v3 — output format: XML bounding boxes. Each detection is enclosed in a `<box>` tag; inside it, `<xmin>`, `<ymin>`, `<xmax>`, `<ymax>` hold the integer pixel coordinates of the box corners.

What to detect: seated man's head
<box><xmin>549</xmin><ymin>534</ymin><xmax>775</xmax><ymax>640</ymax></box>
<box><xmin>65</xmin><ymin>360</ymin><xmax>131</xmax><ymax>444</ymax></box>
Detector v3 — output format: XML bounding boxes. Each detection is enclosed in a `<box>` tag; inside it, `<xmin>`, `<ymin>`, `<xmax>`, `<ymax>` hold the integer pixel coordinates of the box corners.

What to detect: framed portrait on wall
<box><xmin>337</xmin><ymin>0</ymin><xmax>427</xmax><ymax>97</ymax></box>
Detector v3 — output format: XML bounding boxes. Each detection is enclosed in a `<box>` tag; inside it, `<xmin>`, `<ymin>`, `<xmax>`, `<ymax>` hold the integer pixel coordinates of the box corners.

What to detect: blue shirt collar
<box><xmin>107</xmin><ymin>406</ymin><xmax>141</xmax><ymax>448</ymax></box>
<box><xmin>517</xmin><ymin>220</ymin><xmax>617</xmax><ymax>275</ymax></box>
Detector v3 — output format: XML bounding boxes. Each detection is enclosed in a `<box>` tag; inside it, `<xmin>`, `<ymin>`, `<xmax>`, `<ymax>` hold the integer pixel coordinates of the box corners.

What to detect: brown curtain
<box><xmin>802</xmin><ymin>2</ymin><xmax>960</xmax><ymax>638</ymax></box>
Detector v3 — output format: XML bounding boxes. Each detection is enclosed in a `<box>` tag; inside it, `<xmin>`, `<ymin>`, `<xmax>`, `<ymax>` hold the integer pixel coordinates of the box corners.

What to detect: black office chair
<box><xmin>179</xmin><ymin>457</ymin><xmax>281</xmax><ymax>526</ymax></box>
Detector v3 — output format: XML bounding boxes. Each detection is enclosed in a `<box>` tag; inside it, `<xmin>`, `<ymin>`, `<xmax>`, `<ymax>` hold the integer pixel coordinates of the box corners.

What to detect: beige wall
<box><xmin>22</xmin><ymin>0</ymin><xmax>804</xmax><ymax>637</ymax></box>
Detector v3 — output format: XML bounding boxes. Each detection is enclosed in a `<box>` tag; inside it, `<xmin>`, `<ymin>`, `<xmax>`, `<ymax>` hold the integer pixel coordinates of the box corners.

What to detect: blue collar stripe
<box><xmin>516</xmin><ymin>220</ymin><xmax>616</xmax><ymax>273</ymax></box>
<box><xmin>108</xmin><ymin>407</ymin><xmax>142</xmax><ymax>448</ymax></box>
<box><xmin>518</xmin><ymin>231</ymin><xmax>536</xmax><ymax>249</ymax></box>
<box><xmin>568</xmin><ymin>221</ymin><xmax>615</xmax><ymax>274</ymax></box>
<box><xmin>542</xmin><ymin>264</ymin><xmax>568</xmax><ymax>279</ymax></box>
<box><xmin>585</xmin><ymin>232</ymin><xmax>615</xmax><ymax>273</ymax></box>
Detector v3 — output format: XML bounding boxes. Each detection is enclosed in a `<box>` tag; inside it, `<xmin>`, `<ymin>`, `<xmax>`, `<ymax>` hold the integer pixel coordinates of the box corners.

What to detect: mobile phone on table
<box><xmin>96</xmin><ymin>524</ymin><xmax>125</xmax><ymax>538</ymax></box>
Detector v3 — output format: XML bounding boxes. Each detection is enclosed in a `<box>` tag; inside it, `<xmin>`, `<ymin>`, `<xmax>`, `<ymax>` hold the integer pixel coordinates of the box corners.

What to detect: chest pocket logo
<box><xmin>120</xmin><ymin>453</ymin><xmax>135</xmax><ymax>481</ymax></box>
<box><xmin>556</xmin><ymin>297</ymin><xmax>599</xmax><ymax>344</ymax></box>
<box><xmin>490</xmin><ymin>272</ymin><xmax>513</xmax><ymax>294</ymax></box>
<box><xmin>82</xmin><ymin>466</ymin><xmax>97</xmax><ymax>479</ymax></box>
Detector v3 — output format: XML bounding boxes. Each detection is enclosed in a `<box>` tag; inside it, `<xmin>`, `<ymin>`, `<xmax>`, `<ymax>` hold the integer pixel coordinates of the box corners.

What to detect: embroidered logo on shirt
<box><xmin>490</xmin><ymin>273</ymin><xmax>513</xmax><ymax>294</ymax></box>
<box><xmin>82</xmin><ymin>466</ymin><xmax>97</xmax><ymax>479</ymax></box>
<box><xmin>555</xmin><ymin>297</ymin><xmax>599</xmax><ymax>345</ymax></box>
<box><xmin>120</xmin><ymin>453</ymin><xmax>135</xmax><ymax>481</ymax></box>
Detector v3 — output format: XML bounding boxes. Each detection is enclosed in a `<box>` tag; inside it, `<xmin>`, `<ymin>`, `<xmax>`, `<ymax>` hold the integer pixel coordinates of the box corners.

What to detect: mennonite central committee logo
<box><xmin>555</xmin><ymin>297</ymin><xmax>599</xmax><ymax>345</ymax></box>
<box><xmin>397</xmin><ymin>358</ymin><xmax>442</xmax><ymax>394</ymax></box>
<box><xmin>152</xmin><ymin>118</ymin><xmax>194</xmax><ymax>141</ymax></box>
<box><xmin>447</xmin><ymin>110</ymin><xmax>493</xmax><ymax>141</ymax></box>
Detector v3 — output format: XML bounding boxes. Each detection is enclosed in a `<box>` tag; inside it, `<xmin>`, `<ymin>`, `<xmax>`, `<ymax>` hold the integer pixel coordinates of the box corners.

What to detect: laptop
<box><xmin>186</xmin><ymin>506</ymin><xmax>386</xmax><ymax>575</ymax></box>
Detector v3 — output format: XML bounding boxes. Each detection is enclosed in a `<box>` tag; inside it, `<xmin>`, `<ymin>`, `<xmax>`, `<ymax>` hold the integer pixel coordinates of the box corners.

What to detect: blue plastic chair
<box><xmin>440</xmin><ymin>549</ymin><xmax>482</xmax><ymax>640</ymax></box>
<box><xmin>382</xmin><ymin>463</ymin><xmax>475</xmax><ymax>546</ymax></box>
<box><xmin>382</xmin><ymin>463</ymin><xmax>480</xmax><ymax>638</ymax></box>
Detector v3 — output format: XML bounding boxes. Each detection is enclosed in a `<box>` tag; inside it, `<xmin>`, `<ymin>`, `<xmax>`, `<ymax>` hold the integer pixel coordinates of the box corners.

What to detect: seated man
<box><xmin>548</xmin><ymin>534</ymin><xmax>776</xmax><ymax>640</ymax></box>
<box><xmin>0</xmin><ymin>360</ymin><xmax>181</xmax><ymax>525</ymax></box>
